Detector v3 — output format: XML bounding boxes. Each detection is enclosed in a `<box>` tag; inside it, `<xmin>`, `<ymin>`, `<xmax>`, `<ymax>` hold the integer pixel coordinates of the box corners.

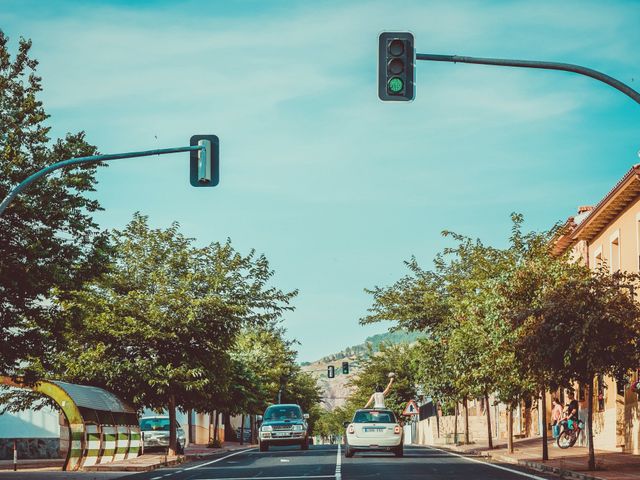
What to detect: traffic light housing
<box><xmin>190</xmin><ymin>135</ymin><xmax>219</xmax><ymax>187</ymax></box>
<box><xmin>342</xmin><ymin>362</ymin><xmax>349</xmax><ymax>374</ymax></box>
<box><xmin>327</xmin><ymin>366</ymin><xmax>335</xmax><ymax>379</ymax></box>
<box><xmin>378</xmin><ymin>32</ymin><xmax>415</xmax><ymax>101</ymax></box>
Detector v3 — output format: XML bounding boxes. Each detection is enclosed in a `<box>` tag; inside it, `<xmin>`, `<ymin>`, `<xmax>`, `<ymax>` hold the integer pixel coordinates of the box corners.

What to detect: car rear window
<box><xmin>353</xmin><ymin>410</ymin><xmax>396</xmax><ymax>423</ymax></box>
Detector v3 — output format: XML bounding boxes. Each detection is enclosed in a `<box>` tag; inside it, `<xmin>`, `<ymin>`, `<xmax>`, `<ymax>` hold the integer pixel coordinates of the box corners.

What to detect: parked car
<box><xmin>344</xmin><ymin>408</ymin><xmax>403</xmax><ymax>457</ymax></box>
<box><xmin>140</xmin><ymin>415</ymin><xmax>186</xmax><ymax>454</ymax></box>
<box><xmin>258</xmin><ymin>404</ymin><xmax>309</xmax><ymax>452</ymax></box>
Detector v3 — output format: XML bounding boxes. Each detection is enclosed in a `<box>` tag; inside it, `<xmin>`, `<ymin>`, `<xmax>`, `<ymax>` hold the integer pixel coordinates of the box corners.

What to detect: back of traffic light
<box><xmin>378</xmin><ymin>32</ymin><xmax>415</xmax><ymax>102</ymax></box>
<box><xmin>327</xmin><ymin>365</ymin><xmax>335</xmax><ymax>379</ymax></box>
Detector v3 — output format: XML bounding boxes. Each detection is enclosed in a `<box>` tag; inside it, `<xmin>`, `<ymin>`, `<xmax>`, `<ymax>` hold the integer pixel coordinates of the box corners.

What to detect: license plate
<box><xmin>273</xmin><ymin>432</ymin><xmax>290</xmax><ymax>437</ymax></box>
<box><xmin>364</xmin><ymin>428</ymin><xmax>384</xmax><ymax>432</ymax></box>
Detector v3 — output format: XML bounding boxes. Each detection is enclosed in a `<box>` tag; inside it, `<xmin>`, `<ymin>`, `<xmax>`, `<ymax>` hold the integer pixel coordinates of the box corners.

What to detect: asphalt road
<box><xmin>114</xmin><ymin>444</ymin><xmax>560</xmax><ymax>480</ymax></box>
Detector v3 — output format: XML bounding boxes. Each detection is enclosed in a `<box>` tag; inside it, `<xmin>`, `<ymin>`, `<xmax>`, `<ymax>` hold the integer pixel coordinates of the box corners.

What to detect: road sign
<box><xmin>402</xmin><ymin>400</ymin><xmax>419</xmax><ymax>416</ymax></box>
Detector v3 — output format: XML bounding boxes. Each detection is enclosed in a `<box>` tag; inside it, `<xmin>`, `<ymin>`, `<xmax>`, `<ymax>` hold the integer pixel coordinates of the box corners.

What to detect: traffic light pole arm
<box><xmin>416</xmin><ymin>53</ymin><xmax>640</xmax><ymax>105</ymax></box>
<box><xmin>0</xmin><ymin>145</ymin><xmax>204</xmax><ymax>217</ymax></box>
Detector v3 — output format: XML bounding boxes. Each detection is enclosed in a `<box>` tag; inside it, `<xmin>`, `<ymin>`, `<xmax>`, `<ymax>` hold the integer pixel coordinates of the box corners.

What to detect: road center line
<box><xmin>425</xmin><ymin>445</ymin><xmax>551</xmax><ymax>480</ymax></box>
<box><xmin>335</xmin><ymin>442</ymin><xmax>342</xmax><ymax>480</ymax></box>
<box><xmin>183</xmin><ymin>447</ymin><xmax>256</xmax><ymax>471</ymax></box>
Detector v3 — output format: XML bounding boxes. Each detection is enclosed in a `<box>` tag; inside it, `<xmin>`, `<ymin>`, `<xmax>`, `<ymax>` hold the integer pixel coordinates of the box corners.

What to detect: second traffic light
<box><xmin>342</xmin><ymin>362</ymin><xmax>349</xmax><ymax>374</ymax></box>
<box><xmin>327</xmin><ymin>366</ymin><xmax>335</xmax><ymax>378</ymax></box>
<box><xmin>378</xmin><ymin>32</ymin><xmax>415</xmax><ymax>101</ymax></box>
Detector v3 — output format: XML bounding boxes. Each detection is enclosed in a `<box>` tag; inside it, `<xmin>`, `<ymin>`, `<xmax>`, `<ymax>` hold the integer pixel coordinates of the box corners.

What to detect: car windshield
<box><xmin>140</xmin><ymin>418</ymin><xmax>174</xmax><ymax>431</ymax></box>
<box><xmin>353</xmin><ymin>410</ymin><xmax>396</xmax><ymax>424</ymax></box>
<box><xmin>264</xmin><ymin>406</ymin><xmax>302</xmax><ymax>421</ymax></box>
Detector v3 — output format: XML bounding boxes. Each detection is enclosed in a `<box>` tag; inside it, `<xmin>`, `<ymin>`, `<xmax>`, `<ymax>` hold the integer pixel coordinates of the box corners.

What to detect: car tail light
<box><xmin>394</xmin><ymin>425</ymin><xmax>401</xmax><ymax>434</ymax></box>
<box><xmin>348</xmin><ymin>425</ymin><xmax>355</xmax><ymax>434</ymax></box>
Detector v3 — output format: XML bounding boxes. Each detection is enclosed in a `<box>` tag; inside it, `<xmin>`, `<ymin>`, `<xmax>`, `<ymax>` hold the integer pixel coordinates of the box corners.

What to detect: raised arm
<box><xmin>364</xmin><ymin>394</ymin><xmax>374</xmax><ymax>408</ymax></box>
<box><xmin>383</xmin><ymin>377</ymin><xmax>395</xmax><ymax>396</ymax></box>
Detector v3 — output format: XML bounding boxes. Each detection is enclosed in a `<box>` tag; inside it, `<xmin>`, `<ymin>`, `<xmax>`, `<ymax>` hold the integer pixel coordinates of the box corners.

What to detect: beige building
<box><xmin>554</xmin><ymin>163</ymin><xmax>640</xmax><ymax>453</ymax></box>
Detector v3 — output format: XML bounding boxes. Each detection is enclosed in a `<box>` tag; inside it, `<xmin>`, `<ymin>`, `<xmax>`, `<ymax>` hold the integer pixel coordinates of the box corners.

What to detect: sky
<box><xmin>2</xmin><ymin>0</ymin><xmax>640</xmax><ymax>362</ymax></box>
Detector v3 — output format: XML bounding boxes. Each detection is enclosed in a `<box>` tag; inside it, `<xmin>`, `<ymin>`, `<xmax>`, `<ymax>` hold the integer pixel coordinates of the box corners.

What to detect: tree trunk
<box><xmin>463</xmin><ymin>397</ymin><xmax>469</xmax><ymax>444</ymax></box>
<box><xmin>588</xmin><ymin>381</ymin><xmax>596</xmax><ymax>471</ymax></box>
<box><xmin>168</xmin><ymin>394</ymin><xmax>177</xmax><ymax>456</ymax></box>
<box><xmin>239</xmin><ymin>414</ymin><xmax>245</xmax><ymax>445</ymax></box>
<box><xmin>250</xmin><ymin>415</ymin><xmax>256</xmax><ymax>444</ymax></box>
<box><xmin>454</xmin><ymin>402</ymin><xmax>459</xmax><ymax>444</ymax></box>
<box><xmin>484</xmin><ymin>392</ymin><xmax>493</xmax><ymax>449</ymax></box>
<box><xmin>541</xmin><ymin>388</ymin><xmax>548</xmax><ymax>461</ymax></box>
<box><xmin>507</xmin><ymin>406</ymin><xmax>514</xmax><ymax>453</ymax></box>
<box><xmin>214</xmin><ymin>410</ymin><xmax>220</xmax><ymax>442</ymax></box>
<box><xmin>187</xmin><ymin>409</ymin><xmax>193</xmax><ymax>446</ymax></box>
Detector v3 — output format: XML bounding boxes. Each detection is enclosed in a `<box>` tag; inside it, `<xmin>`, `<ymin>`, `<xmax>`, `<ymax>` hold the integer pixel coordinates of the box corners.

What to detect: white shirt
<box><xmin>373</xmin><ymin>392</ymin><xmax>385</xmax><ymax>408</ymax></box>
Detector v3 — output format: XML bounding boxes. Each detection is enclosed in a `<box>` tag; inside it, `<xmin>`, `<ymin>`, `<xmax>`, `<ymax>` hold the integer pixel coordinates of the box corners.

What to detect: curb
<box><xmin>85</xmin><ymin>446</ymin><xmax>256</xmax><ymax>472</ymax></box>
<box><xmin>437</xmin><ymin>445</ymin><xmax>607</xmax><ymax>480</ymax></box>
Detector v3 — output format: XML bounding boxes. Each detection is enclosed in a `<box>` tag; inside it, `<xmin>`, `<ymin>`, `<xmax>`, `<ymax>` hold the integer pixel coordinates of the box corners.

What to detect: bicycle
<box><xmin>556</xmin><ymin>418</ymin><xmax>584</xmax><ymax>449</ymax></box>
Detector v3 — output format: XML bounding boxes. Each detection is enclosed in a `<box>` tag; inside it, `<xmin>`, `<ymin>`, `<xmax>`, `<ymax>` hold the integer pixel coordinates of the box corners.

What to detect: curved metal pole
<box><xmin>0</xmin><ymin>145</ymin><xmax>202</xmax><ymax>216</ymax></box>
<box><xmin>416</xmin><ymin>53</ymin><xmax>640</xmax><ymax>105</ymax></box>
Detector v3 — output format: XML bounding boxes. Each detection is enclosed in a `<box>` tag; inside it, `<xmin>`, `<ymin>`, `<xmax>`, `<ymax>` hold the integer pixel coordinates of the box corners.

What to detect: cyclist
<box><xmin>565</xmin><ymin>391</ymin><xmax>579</xmax><ymax>431</ymax></box>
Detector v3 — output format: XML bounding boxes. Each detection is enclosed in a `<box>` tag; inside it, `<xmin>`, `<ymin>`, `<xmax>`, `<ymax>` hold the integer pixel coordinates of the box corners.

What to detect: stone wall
<box><xmin>0</xmin><ymin>438</ymin><xmax>61</xmax><ymax>460</ymax></box>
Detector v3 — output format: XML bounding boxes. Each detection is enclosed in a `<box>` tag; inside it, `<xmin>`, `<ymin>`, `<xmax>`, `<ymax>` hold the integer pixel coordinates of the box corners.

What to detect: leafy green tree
<box><xmin>346</xmin><ymin>343</ymin><xmax>417</xmax><ymax>419</ymax></box>
<box><xmin>53</xmin><ymin>213</ymin><xmax>296</xmax><ymax>454</ymax></box>
<box><xmin>0</xmin><ymin>32</ymin><xmax>109</xmax><ymax>379</ymax></box>
<box><xmin>520</xmin><ymin>265</ymin><xmax>640</xmax><ymax>470</ymax></box>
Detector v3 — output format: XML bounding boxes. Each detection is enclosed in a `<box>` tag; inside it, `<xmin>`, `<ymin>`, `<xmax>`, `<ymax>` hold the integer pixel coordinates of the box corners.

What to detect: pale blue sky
<box><xmin>2</xmin><ymin>0</ymin><xmax>639</xmax><ymax>361</ymax></box>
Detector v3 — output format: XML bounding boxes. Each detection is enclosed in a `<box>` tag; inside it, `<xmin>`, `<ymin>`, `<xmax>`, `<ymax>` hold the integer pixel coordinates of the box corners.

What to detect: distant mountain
<box><xmin>316</xmin><ymin>330</ymin><xmax>422</xmax><ymax>363</ymax></box>
<box><xmin>301</xmin><ymin>330</ymin><xmax>422</xmax><ymax>410</ymax></box>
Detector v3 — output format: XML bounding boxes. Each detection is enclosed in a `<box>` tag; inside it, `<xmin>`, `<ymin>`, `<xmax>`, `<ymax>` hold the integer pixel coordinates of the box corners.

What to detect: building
<box><xmin>553</xmin><ymin>163</ymin><xmax>640</xmax><ymax>453</ymax></box>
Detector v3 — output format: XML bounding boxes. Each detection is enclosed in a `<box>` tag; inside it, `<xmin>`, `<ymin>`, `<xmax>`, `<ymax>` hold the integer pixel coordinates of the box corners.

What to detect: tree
<box><xmin>53</xmin><ymin>213</ymin><xmax>297</xmax><ymax>454</ymax></box>
<box><xmin>533</xmin><ymin>266</ymin><xmax>640</xmax><ymax>470</ymax></box>
<box><xmin>346</xmin><ymin>343</ymin><xmax>417</xmax><ymax>419</ymax></box>
<box><xmin>0</xmin><ymin>32</ymin><xmax>109</xmax><ymax>379</ymax></box>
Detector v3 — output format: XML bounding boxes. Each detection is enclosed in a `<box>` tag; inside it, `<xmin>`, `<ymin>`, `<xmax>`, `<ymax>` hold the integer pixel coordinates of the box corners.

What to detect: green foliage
<box><xmin>51</xmin><ymin>213</ymin><xmax>297</xmax><ymax>413</ymax></box>
<box><xmin>0</xmin><ymin>31</ymin><xmax>109</xmax><ymax>378</ymax></box>
<box><xmin>346</xmin><ymin>343</ymin><xmax>417</xmax><ymax>419</ymax></box>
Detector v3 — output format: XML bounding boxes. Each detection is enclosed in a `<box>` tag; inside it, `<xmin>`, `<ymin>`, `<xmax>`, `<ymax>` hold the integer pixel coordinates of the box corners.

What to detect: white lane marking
<box><xmin>183</xmin><ymin>447</ymin><xmax>256</xmax><ymax>471</ymax></box>
<box><xmin>335</xmin><ymin>443</ymin><xmax>342</xmax><ymax>480</ymax></box>
<box><xmin>426</xmin><ymin>445</ymin><xmax>551</xmax><ymax>480</ymax></box>
<box><xmin>195</xmin><ymin>477</ymin><xmax>334</xmax><ymax>480</ymax></box>
<box><xmin>280</xmin><ymin>458</ymin><xmax>290</xmax><ymax>462</ymax></box>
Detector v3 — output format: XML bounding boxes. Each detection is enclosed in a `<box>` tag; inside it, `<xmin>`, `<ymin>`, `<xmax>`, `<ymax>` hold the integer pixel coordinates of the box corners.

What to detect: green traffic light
<box><xmin>388</xmin><ymin>77</ymin><xmax>404</xmax><ymax>93</ymax></box>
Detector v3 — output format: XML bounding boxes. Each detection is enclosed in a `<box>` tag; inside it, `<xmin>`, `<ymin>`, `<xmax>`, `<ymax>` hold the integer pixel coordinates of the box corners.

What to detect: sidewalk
<box><xmin>438</xmin><ymin>437</ymin><xmax>640</xmax><ymax>480</ymax></box>
<box><xmin>0</xmin><ymin>442</ymin><xmax>255</xmax><ymax>472</ymax></box>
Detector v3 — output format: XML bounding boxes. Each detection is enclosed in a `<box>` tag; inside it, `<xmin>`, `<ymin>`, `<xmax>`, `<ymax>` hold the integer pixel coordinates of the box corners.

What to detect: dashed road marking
<box><xmin>335</xmin><ymin>443</ymin><xmax>342</xmax><ymax>480</ymax></box>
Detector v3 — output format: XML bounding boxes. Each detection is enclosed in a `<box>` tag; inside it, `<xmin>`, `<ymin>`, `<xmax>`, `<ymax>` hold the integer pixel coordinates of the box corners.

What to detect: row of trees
<box><xmin>0</xmin><ymin>33</ymin><xmax>321</xmax><ymax>453</ymax></box>
<box><xmin>359</xmin><ymin>215</ymin><xmax>640</xmax><ymax>470</ymax></box>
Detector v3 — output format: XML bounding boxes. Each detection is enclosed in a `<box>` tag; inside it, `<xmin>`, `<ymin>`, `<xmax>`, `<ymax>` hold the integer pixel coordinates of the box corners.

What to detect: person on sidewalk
<box><xmin>551</xmin><ymin>397</ymin><xmax>563</xmax><ymax>438</ymax></box>
<box><xmin>364</xmin><ymin>372</ymin><xmax>395</xmax><ymax>408</ymax></box>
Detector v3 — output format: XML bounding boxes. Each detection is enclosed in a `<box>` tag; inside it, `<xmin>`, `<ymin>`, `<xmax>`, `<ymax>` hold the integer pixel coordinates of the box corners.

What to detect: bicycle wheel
<box><xmin>557</xmin><ymin>431</ymin><xmax>573</xmax><ymax>449</ymax></box>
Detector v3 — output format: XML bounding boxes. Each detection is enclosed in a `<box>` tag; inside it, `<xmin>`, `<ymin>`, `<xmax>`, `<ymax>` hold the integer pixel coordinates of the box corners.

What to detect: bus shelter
<box><xmin>1</xmin><ymin>377</ymin><xmax>140</xmax><ymax>470</ymax></box>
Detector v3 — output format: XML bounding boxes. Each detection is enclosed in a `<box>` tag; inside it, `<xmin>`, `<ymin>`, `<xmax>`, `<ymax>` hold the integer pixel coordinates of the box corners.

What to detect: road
<box><xmin>112</xmin><ymin>444</ymin><xmax>559</xmax><ymax>480</ymax></box>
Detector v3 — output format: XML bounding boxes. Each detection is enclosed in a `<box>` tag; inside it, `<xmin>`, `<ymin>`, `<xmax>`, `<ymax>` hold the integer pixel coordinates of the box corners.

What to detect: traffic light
<box><xmin>327</xmin><ymin>366</ymin><xmax>335</xmax><ymax>379</ymax></box>
<box><xmin>190</xmin><ymin>135</ymin><xmax>219</xmax><ymax>187</ymax></box>
<box><xmin>378</xmin><ymin>32</ymin><xmax>415</xmax><ymax>101</ymax></box>
<box><xmin>342</xmin><ymin>362</ymin><xmax>349</xmax><ymax>375</ymax></box>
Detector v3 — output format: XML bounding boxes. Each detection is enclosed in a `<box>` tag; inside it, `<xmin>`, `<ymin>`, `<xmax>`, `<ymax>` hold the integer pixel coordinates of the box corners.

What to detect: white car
<box><xmin>140</xmin><ymin>415</ymin><xmax>186</xmax><ymax>454</ymax></box>
<box><xmin>344</xmin><ymin>408</ymin><xmax>403</xmax><ymax>457</ymax></box>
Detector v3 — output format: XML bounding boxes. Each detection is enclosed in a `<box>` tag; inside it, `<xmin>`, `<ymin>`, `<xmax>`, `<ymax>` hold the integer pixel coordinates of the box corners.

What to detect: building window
<box><xmin>594</xmin><ymin>245</ymin><xmax>603</xmax><ymax>270</ymax></box>
<box><xmin>611</xmin><ymin>235</ymin><xmax>620</xmax><ymax>273</ymax></box>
